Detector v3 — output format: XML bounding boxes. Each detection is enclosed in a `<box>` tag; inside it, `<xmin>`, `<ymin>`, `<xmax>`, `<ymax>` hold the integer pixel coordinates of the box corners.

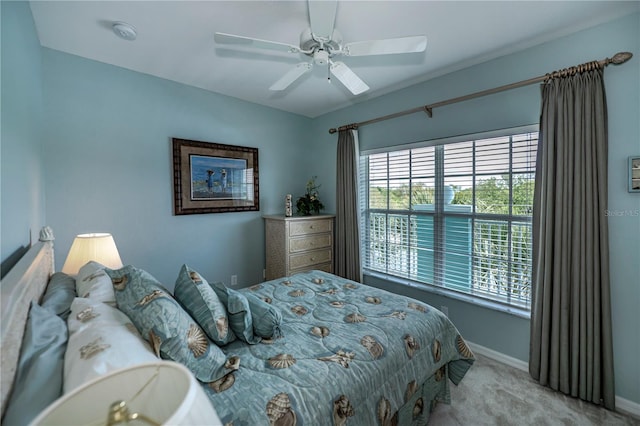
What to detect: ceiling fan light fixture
<box><xmin>314</xmin><ymin>49</ymin><xmax>329</xmax><ymax>65</ymax></box>
<box><xmin>112</xmin><ymin>22</ymin><xmax>137</xmax><ymax>41</ymax></box>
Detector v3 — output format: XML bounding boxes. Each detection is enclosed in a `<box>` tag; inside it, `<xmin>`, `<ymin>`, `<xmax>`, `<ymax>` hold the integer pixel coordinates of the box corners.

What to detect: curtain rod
<box><xmin>328</xmin><ymin>51</ymin><xmax>632</xmax><ymax>134</ymax></box>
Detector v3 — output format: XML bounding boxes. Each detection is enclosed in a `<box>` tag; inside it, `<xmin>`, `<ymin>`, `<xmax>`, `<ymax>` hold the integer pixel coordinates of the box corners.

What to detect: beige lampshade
<box><xmin>30</xmin><ymin>361</ymin><xmax>222</xmax><ymax>426</ymax></box>
<box><xmin>62</xmin><ymin>233</ymin><xmax>123</xmax><ymax>275</ymax></box>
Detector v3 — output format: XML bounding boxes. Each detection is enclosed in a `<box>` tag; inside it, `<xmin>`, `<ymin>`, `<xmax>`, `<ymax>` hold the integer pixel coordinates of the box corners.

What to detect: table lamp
<box><xmin>30</xmin><ymin>361</ymin><xmax>222</xmax><ymax>425</ymax></box>
<box><xmin>62</xmin><ymin>233</ymin><xmax>123</xmax><ymax>275</ymax></box>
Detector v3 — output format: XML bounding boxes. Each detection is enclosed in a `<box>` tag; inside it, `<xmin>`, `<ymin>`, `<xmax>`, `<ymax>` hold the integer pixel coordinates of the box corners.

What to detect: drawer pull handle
<box><xmin>310</xmin><ymin>225</ymin><xmax>314</xmax><ymax>229</ymax></box>
<box><xmin>310</xmin><ymin>257</ymin><xmax>315</xmax><ymax>261</ymax></box>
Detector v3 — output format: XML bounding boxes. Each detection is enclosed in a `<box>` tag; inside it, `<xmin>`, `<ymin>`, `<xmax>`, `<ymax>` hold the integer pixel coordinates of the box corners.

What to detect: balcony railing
<box><xmin>362</xmin><ymin>211</ymin><xmax>532</xmax><ymax>308</ymax></box>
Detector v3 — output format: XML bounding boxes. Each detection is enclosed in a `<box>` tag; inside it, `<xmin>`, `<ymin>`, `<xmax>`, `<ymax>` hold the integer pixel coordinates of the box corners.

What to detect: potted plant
<box><xmin>296</xmin><ymin>176</ymin><xmax>324</xmax><ymax>215</ymax></box>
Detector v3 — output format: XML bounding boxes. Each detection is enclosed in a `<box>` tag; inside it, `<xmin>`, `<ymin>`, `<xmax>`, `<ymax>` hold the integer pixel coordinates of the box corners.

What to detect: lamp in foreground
<box><xmin>62</xmin><ymin>233</ymin><xmax>123</xmax><ymax>275</ymax></box>
<box><xmin>30</xmin><ymin>361</ymin><xmax>222</xmax><ymax>426</ymax></box>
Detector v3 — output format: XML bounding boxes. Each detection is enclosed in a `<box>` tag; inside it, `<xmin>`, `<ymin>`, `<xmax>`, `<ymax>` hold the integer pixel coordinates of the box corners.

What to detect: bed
<box><xmin>1</xmin><ymin>228</ymin><xmax>474</xmax><ymax>425</ymax></box>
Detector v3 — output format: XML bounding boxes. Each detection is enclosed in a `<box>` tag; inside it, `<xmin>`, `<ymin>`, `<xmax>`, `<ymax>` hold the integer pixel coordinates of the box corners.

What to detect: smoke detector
<box><xmin>112</xmin><ymin>22</ymin><xmax>137</xmax><ymax>41</ymax></box>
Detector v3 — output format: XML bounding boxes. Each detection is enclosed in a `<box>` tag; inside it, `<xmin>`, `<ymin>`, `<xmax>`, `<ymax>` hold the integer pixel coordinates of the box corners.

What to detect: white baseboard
<box><xmin>466</xmin><ymin>341</ymin><xmax>640</xmax><ymax>419</ymax></box>
<box><xmin>467</xmin><ymin>341</ymin><xmax>528</xmax><ymax>372</ymax></box>
<box><xmin>616</xmin><ymin>397</ymin><xmax>640</xmax><ymax>419</ymax></box>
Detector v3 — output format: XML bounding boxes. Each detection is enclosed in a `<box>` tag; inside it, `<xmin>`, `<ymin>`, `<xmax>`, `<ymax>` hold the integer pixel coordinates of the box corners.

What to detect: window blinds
<box><xmin>359</xmin><ymin>131</ymin><xmax>538</xmax><ymax>308</ymax></box>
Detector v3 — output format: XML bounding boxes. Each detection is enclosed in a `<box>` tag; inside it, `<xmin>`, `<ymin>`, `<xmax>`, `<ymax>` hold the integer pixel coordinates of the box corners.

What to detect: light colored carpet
<box><xmin>429</xmin><ymin>353</ymin><xmax>640</xmax><ymax>425</ymax></box>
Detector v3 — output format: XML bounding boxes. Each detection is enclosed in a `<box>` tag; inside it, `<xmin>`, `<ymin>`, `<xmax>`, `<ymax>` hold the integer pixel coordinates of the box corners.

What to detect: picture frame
<box><xmin>172</xmin><ymin>138</ymin><xmax>259</xmax><ymax>215</ymax></box>
<box><xmin>630</xmin><ymin>156</ymin><xmax>640</xmax><ymax>193</ymax></box>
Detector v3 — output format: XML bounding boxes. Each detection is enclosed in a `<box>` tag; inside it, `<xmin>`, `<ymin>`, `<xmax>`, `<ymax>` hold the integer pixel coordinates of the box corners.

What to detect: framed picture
<box><xmin>630</xmin><ymin>156</ymin><xmax>640</xmax><ymax>193</ymax></box>
<box><xmin>172</xmin><ymin>138</ymin><xmax>259</xmax><ymax>214</ymax></box>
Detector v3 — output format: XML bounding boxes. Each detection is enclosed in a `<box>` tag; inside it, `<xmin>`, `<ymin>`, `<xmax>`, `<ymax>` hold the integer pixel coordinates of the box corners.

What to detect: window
<box><xmin>359</xmin><ymin>129</ymin><xmax>537</xmax><ymax>309</ymax></box>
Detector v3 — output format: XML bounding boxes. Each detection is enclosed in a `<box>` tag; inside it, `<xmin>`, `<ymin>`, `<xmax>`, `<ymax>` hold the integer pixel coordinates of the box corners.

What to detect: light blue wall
<box><xmin>2</xmin><ymin>1</ymin><xmax>638</xmax><ymax>407</ymax></box>
<box><xmin>0</xmin><ymin>1</ymin><xmax>45</xmax><ymax>261</ymax></box>
<box><xmin>311</xmin><ymin>13</ymin><xmax>640</xmax><ymax>405</ymax></box>
<box><xmin>41</xmin><ymin>49</ymin><xmax>312</xmax><ymax>288</ymax></box>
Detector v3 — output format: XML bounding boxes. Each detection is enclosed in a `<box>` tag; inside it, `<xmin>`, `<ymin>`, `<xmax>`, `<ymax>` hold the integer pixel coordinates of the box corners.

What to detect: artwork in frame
<box><xmin>172</xmin><ymin>138</ymin><xmax>259</xmax><ymax>214</ymax></box>
<box><xmin>630</xmin><ymin>156</ymin><xmax>640</xmax><ymax>193</ymax></box>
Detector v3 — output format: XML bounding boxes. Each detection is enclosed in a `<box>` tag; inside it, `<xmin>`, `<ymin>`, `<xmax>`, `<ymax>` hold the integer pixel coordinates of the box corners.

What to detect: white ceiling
<box><xmin>29</xmin><ymin>1</ymin><xmax>639</xmax><ymax>118</ymax></box>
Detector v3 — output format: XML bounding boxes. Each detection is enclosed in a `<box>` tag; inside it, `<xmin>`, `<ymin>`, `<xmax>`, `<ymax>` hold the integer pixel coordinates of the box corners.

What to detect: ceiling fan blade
<box><xmin>269</xmin><ymin>62</ymin><xmax>313</xmax><ymax>91</ymax></box>
<box><xmin>330</xmin><ymin>61</ymin><xmax>369</xmax><ymax>95</ymax></box>
<box><xmin>214</xmin><ymin>32</ymin><xmax>301</xmax><ymax>54</ymax></box>
<box><xmin>343</xmin><ymin>35</ymin><xmax>427</xmax><ymax>56</ymax></box>
<box><xmin>308</xmin><ymin>0</ymin><xmax>337</xmax><ymax>40</ymax></box>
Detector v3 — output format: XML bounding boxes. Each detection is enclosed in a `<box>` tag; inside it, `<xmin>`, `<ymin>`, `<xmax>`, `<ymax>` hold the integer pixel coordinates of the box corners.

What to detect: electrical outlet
<box><xmin>440</xmin><ymin>305</ymin><xmax>449</xmax><ymax>317</ymax></box>
<box><xmin>231</xmin><ymin>275</ymin><xmax>237</xmax><ymax>286</ymax></box>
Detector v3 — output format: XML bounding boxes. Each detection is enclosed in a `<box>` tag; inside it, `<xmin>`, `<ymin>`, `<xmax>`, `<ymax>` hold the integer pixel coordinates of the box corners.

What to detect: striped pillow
<box><xmin>209</xmin><ymin>281</ymin><xmax>261</xmax><ymax>344</ymax></box>
<box><xmin>174</xmin><ymin>264</ymin><xmax>236</xmax><ymax>345</ymax></box>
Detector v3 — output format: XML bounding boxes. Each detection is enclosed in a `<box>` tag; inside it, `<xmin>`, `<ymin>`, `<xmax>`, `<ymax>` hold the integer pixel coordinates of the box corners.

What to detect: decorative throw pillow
<box><xmin>41</xmin><ymin>272</ymin><xmax>76</xmax><ymax>320</ymax></box>
<box><xmin>106</xmin><ymin>265</ymin><xmax>240</xmax><ymax>383</ymax></box>
<box><xmin>63</xmin><ymin>298</ymin><xmax>158</xmax><ymax>393</ymax></box>
<box><xmin>174</xmin><ymin>265</ymin><xmax>236</xmax><ymax>345</ymax></box>
<box><xmin>2</xmin><ymin>302</ymin><xmax>67</xmax><ymax>426</ymax></box>
<box><xmin>209</xmin><ymin>281</ymin><xmax>261</xmax><ymax>344</ymax></box>
<box><xmin>75</xmin><ymin>261</ymin><xmax>116</xmax><ymax>305</ymax></box>
<box><xmin>245</xmin><ymin>293</ymin><xmax>283</xmax><ymax>339</ymax></box>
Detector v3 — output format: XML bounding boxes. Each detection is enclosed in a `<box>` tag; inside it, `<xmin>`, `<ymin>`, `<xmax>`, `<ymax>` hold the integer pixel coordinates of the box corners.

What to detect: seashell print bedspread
<box><xmin>202</xmin><ymin>270</ymin><xmax>474</xmax><ymax>425</ymax></box>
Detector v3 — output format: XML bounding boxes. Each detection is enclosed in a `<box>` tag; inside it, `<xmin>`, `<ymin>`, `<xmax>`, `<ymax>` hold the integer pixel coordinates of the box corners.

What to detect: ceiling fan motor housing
<box><xmin>300</xmin><ymin>28</ymin><xmax>342</xmax><ymax>54</ymax></box>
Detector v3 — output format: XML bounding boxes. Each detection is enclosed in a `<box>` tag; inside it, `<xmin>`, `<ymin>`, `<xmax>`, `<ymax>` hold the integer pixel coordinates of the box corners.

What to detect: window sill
<box><xmin>363</xmin><ymin>270</ymin><xmax>531</xmax><ymax>320</ymax></box>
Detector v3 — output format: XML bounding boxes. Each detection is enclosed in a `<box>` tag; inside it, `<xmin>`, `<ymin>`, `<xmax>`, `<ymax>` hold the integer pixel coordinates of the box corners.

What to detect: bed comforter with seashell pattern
<box><xmin>203</xmin><ymin>270</ymin><xmax>474</xmax><ymax>426</ymax></box>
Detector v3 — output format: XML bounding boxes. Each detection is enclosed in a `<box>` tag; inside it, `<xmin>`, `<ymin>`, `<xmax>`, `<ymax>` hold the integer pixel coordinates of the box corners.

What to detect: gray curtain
<box><xmin>529</xmin><ymin>67</ymin><xmax>615</xmax><ymax>410</ymax></box>
<box><xmin>335</xmin><ymin>129</ymin><xmax>362</xmax><ymax>282</ymax></box>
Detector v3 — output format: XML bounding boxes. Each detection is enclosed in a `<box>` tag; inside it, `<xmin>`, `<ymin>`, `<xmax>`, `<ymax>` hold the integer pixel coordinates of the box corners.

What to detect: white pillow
<box><xmin>64</xmin><ymin>298</ymin><xmax>158</xmax><ymax>393</ymax></box>
<box><xmin>75</xmin><ymin>261</ymin><xmax>115</xmax><ymax>304</ymax></box>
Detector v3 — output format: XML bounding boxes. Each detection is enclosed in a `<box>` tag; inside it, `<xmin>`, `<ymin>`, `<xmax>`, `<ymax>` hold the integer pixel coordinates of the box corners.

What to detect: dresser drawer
<box><xmin>289</xmin><ymin>234</ymin><xmax>332</xmax><ymax>253</ymax></box>
<box><xmin>290</xmin><ymin>262</ymin><xmax>332</xmax><ymax>275</ymax></box>
<box><xmin>289</xmin><ymin>219</ymin><xmax>332</xmax><ymax>236</ymax></box>
<box><xmin>289</xmin><ymin>248</ymin><xmax>332</xmax><ymax>270</ymax></box>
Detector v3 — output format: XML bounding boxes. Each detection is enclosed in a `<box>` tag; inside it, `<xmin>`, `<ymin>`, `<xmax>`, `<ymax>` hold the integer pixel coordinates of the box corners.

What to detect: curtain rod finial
<box><xmin>610</xmin><ymin>52</ymin><xmax>632</xmax><ymax>65</ymax></box>
<box><xmin>329</xmin><ymin>128</ymin><xmax>337</xmax><ymax>134</ymax></box>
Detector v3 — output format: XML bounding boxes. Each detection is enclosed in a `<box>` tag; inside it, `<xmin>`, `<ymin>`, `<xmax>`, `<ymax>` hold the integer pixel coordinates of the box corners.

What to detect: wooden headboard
<box><xmin>0</xmin><ymin>230</ymin><xmax>55</xmax><ymax>417</ymax></box>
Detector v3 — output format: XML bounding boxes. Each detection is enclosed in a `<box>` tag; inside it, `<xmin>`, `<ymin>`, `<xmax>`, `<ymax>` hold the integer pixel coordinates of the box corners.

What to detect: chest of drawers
<box><xmin>264</xmin><ymin>214</ymin><xmax>335</xmax><ymax>280</ymax></box>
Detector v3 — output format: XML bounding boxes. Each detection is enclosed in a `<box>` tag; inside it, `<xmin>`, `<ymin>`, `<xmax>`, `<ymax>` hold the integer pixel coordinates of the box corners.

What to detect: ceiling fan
<box><xmin>214</xmin><ymin>0</ymin><xmax>427</xmax><ymax>95</ymax></box>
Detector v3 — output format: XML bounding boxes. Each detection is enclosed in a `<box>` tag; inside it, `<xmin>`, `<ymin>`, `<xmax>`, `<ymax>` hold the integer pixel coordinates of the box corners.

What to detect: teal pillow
<box><xmin>245</xmin><ymin>293</ymin><xmax>283</xmax><ymax>339</ymax></box>
<box><xmin>174</xmin><ymin>265</ymin><xmax>236</xmax><ymax>345</ymax></box>
<box><xmin>41</xmin><ymin>272</ymin><xmax>76</xmax><ymax>320</ymax></box>
<box><xmin>209</xmin><ymin>281</ymin><xmax>261</xmax><ymax>344</ymax></box>
<box><xmin>106</xmin><ymin>265</ymin><xmax>239</xmax><ymax>383</ymax></box>
<box><xmin>3</xmin><ymin>302</ymin><xmax>67</xmax><ymax>426</ymax></box>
